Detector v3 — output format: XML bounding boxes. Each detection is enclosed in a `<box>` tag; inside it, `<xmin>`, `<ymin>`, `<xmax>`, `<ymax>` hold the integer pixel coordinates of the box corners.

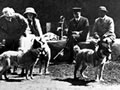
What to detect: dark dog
<box><xmin>0</xmin><ymin>47</ymin><xmax>41</xmax><ymax>80</ymax></box>
<box><xmin>33</xmin><ymin>38</ymin><xmax>51</xmax><ymax>75</ymax></box>
<box><xmin>74</xmin><ymin>39</ymin><xmax>111</xmax><ymax>81</ymax></box>
<box><xmin>19</xmin><ymin>37</ymin><xmax>51</xmax><ymax>76</ymax></box>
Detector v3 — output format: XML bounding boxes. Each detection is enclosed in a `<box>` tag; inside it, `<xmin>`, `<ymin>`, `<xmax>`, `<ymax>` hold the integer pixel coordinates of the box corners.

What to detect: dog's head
<box><xmin>73</xmin><ymin>45</ymin><xmax>81</xmax><ymax>55</ymax></box>
<box><xmin>97</xmin><ymin>38</ymin><xmax>112</xmax><ymax>57</ymax></box>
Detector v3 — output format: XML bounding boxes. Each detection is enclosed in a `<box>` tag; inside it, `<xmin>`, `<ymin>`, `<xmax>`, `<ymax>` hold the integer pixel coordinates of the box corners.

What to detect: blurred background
<box><xmin>0</xmin><ymin>0</ymin><xmax>120</xmax><ymax>37</ymax></box>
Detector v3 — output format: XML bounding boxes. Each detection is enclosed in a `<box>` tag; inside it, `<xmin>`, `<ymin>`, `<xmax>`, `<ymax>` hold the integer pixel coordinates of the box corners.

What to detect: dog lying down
<box><xmin>0</xmin><ymin>48</ymin><xmax>41</xmax><ymax>80</ymax></box>
<box><xmin>73</xmin><ymin>42</ymin><xmax>111</xmax><ymax>81</ymax></box>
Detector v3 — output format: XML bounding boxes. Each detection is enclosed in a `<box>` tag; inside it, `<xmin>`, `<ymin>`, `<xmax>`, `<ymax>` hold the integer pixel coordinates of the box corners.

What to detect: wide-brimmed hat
<box><xmin>24</xmin><ymin>7</ymin><xmax>37</xmax><ymax>17</ymax></box>
<box><xmin>99</xmin><ymin>6</ymin><xmax>108</xmax><ymax>12</ymax></box>
<box><xmin>72</xmin><ymin>7</ymin><xmax>82</xmax><ymax>12</ymax></box>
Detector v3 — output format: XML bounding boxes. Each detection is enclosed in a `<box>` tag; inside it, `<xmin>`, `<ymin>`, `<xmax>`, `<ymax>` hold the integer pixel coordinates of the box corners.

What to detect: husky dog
<box><xmin>74</xmin><ymin>39</ymin><xmax>111</xmax><ymax>81</ymax></box>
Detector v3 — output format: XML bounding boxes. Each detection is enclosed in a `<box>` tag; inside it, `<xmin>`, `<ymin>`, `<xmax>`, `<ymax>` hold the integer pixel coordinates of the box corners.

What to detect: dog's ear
<box><xmin>33</xmin><ymin>39</ymin><xmax>43</xmax><ymax>48</ymax></box>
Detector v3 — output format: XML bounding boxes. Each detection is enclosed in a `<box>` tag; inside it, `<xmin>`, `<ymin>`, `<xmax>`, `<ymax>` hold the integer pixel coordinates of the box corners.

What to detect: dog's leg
<box><xmin>80</xmin><ymin>62</ymin><xmax>88</xmax><ymax>78</ymax></box>
<box><xmin>0</xmin><ymin>74</ymin><xmax>2</xmax><ymax>80</ymax></box>
<box><xmin>20</xmin><ymin>68</ymin><xmax>26</xmax><ymax>77</ymax></box>
<box><xmin>74</xmin><ymin>59</ymin><xmax>81</xmax><ymax>79</ymax></box>
<box><xmin>2</xmin><ymin>58</ymin><xmax>11</xmax><ymax>80</ymax></box>
<box><xmin>12</xmin><ymin>66</ymin><xmax>18</xmax><ymax>75</ymax></box>
<box><xmin>95</xmin><ymin>66</ymin><xmax>100</xmax><ymax>82</ymax></box>
<box><xmin>0</xmin><ymin>66</ymin><xmax>10</xmax><ymax>80</ymax></box>
<box><xmin>95</xmin><ymin>65</ymin><xmax>104</xmax><ymax>82</ymax></box>
<box><xmin>0</xmin><ymin>68</ymin><xmax>6</xmax><ymax>80</ymax></box>
<box><xmin>44</xmin><ymin>56</ymin><xmax>50</xmax><ymax>75</ymax></box>
<box><xmin>98</xmin><ymin>63</ymin><xmax>105</xmax><ymax>81</ymax></box>
<box><xmin>95</xmin><ymin>58</ymin><xmax>106</xmax><ymax>82</ymax></box>
<box><xmin>29</xmin><ymin>66</ymin><xmax>34</xmax><ymax>79</ymax></box>
<box><xmin>39</xmin><ymin>59</ymin><xmax>43</xmax><ymax>75</ymax></box>
<box><xmin>3</xmin><ymin>70</ymin><xmax>9</xmax><ymax>80</ymax></box>
<box><xmin>25</xmin><ymin>69</ymin><xmax>29</xmax><ymax>80</ymax></box>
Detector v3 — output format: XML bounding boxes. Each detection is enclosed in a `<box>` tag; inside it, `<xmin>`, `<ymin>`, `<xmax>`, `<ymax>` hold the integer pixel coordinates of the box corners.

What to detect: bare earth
<box><xmin>0</xmin><ymin>62</ymin><xmax>120</xmax><ymax>90</ymax></box>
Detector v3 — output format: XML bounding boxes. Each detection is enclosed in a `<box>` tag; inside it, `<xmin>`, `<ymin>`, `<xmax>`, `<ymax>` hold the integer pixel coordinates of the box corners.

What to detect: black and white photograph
<box><xmin>0</xmin><ymin>0</ymin><xmax>120</xmax><ymax>90</ymax></box>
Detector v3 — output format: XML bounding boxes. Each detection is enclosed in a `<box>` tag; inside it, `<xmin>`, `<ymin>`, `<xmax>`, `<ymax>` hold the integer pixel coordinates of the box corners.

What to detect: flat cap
<box><xmin>72</xmin><ymin>7</ymin><xmax>81</xmax><ymax>12</ymax></box>
<box><xmin>99</xmin><ymin>6</ymin><xmax>108</xmax><ymax>12</ymax></box>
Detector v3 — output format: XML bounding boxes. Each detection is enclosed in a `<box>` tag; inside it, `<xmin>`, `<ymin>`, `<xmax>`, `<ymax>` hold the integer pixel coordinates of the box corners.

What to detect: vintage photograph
<box><xmin>0</xmin><ymin>0</ymin><xmax>120</xmax><ymax>90</ymax></box>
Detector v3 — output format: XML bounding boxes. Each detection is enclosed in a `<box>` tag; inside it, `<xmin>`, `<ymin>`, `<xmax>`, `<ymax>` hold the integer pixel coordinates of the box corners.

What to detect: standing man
<box><xmin>0</xmin><ymin>7</ymin><xmax>30</xmax><ymax>51</ymax></box>
<box><xmin>67</xmin><ymin>7</ymin><xmax>89</xmax><ymax>63</ymax></box>
<box><xmin>92</xmin><ymin>6</ymin><xmax>116</xmax><ymax>60</ymax></box>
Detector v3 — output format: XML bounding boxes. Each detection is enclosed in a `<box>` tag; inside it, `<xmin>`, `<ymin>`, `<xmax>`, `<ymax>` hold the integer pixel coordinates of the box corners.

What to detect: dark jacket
<box><xmin>0</xmin><ymin>13</ymin><xmax>29</xmax><ymax>40</ymax></box>
<box><xmin>68</xmin><ymin>16</ymin><xmax>89</xmax><ymax>42</ymax></box>
<box><xmin>27</xmin><ymin>18</ymin><xmax>43</xmax><ymax>37</ymax></box>
<box><xmin>0</xmin><ymin>13</ymin><xmax>30</xmax><ymax>50</ymax></box>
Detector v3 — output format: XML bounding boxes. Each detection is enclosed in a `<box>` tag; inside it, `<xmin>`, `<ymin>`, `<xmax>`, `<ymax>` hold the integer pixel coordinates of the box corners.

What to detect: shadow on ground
<box><xmin>53</xmin><ymin>78</ymin><xmax>95</xmax><ymax>86</ymax></box>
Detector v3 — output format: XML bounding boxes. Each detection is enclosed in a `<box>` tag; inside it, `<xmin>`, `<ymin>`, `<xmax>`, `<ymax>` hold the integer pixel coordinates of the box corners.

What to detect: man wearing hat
<box><xmin>92</xmin><ymin>6</ymin><xmax>116</xmax><ymax>42</ymax></box>
<box><xmin>92</xmin><ymin>6</ymin><xmax>116</xmax><ymax>61</ymax></box>
<box><xmin>67</xmin><ymin>7</ymin><xmax>89</xmax><ymax>63</ymax></box>
<box><xmin>0</xmin><ymin>7</ymin><xmax>31</xmax><ymax>74</ymax></box>
<box><xmin>24</xmin><ymin>7</ymin><xmax>43</xmax><ymax>37</ymax></box>
<box><xmin>19</xmin><ymin>7</ymin><xmax>44</xmax><ymax>75</ymax></box>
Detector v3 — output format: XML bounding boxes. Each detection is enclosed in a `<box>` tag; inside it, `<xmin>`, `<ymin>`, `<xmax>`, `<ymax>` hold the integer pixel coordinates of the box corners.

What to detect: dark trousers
<box><xmin>5</xmin><ymin>39</ymin><xmax>19</xmax><ymax>51</ymax></box>
<box><xmin>66</xmin><ymin>35</ymin><xmax>86</xmax><ymax>63</ymax></box>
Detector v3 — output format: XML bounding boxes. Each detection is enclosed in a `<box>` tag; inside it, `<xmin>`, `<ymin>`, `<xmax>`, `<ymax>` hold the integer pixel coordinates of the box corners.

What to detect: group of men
<box><xmin>66</xmin><ymin>6</ymin><xmax>116</xmax><ymax>63</ymax></box>
<box><xmin>0</xmin><ymin>6</ymin><xmax>116</xmax><ymax>64</ymax></box>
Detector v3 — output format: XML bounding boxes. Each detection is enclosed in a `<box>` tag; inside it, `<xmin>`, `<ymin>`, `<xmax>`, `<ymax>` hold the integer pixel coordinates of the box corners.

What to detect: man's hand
<box><xmin>72</xmin><ymin>31</ymin><xmax>79</xmax><ymax>35</ymax></box>
<box><xmin>72</xmin><ymin>31</ymin><xmax>82</xmax><ymax>35</ymax></box>
<box><xmin>94</xmin><ymin>33</ymin><xmax>100</xmax><ymax>39</ymax></box>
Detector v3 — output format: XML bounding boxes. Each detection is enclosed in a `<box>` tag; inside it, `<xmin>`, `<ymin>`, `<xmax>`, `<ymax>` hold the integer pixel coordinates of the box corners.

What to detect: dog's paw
<box><xmin>99</xmin><ymin>78</ymin><xmax>104</xmax><ymax>81</ymax></box>
<box><xmin>74</xmin><ymin>76</ymin><xmax>78</xmax><ymax>80</ymax></box>
<box><xmin>95</xmin><ymin>78</ymin><xmax>100</xmax><ymax>82</ymax></box>
<box><xmin>26</xmin><ymin>76</ymin><xmax>31</xmax><ymax>80</ymax></box>
<box><xmin>30</xmin><ymin>76</ymin><xmax>34</xmax><ymax>79</ymax></box>
<box><xmin>44</xmin><ymin>71</ymin><xmax>50</xmax><ymax>75</ymax></box>
<box><xmin>81</xmin><ymin>74</ymin><xmax>88</xmax><ymax>78</ymax></box>
<box><xmin>95</xmin><ymin>78</ymin><xmax>104</xmax><ymax>82</ymax></box>
<box><xmin>26</xmin><ymin>77</ymin><xmax>32</xmax><ymax>80</ymax></box>
<box><xmin>39</xmin><ymin>72</ymin><xmax>44</xmax><ymax>75</ymax></box>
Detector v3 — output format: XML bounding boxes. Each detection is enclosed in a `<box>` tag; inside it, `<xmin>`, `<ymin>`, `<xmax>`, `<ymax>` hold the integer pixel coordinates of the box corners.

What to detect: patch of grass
<box><xmin>48</xmin><ymin>61</ymin><xmax>120</xmax><ymax>84</ymax></box>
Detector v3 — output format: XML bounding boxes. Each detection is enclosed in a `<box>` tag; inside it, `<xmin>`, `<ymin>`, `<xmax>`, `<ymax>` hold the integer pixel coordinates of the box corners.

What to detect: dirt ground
<box><xmin>1</xmin><ymin>62</ymin><xmax>120</xmax><ymax>90</ymax></box>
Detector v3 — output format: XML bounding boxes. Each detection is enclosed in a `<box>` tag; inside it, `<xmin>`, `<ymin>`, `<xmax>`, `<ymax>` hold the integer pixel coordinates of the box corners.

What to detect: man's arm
<box><xmin>16</xmin><ymin>13</ymin><xmax>31</xmax><ymax>35</ymax></box>
<box><xmin>35</xmin><ymin>19</ymin><xmax>43</xmax><ymax>37</ymax></box>
<box><xmin>103</xmin><ymin>18</ymin><xmax>116</xmax><ymax>42</ymax></box>
<box><xmin>79</xmin><ymin>18</ymin><xmax>90</xmax><ymax>41</ymax></box>
<box><xmin>67</xmin><ymin>21</ymin><xmax>72</xmax><ymax>38</ymax></box>
<box><xmin>92</xmin><ymin>19</ymin><xmax>100</xmax><ymax>39</ymax></box>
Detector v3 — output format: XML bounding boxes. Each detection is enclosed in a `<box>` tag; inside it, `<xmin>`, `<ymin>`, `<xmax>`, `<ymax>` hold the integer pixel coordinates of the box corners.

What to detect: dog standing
<box><xmin>32</xmin><ymin>38</ymin><xmax>51</xmax><ymax>75</ymax></box>
<box><xmin>74</xmin><ymin>40</ymin><xmax>111</xmax><ymax>81</ymax></box>
<box><xmin>0</xmin><ymin>47</ymin><xmax>42</xmax><ymax>80</ymax></box>
<box><xmin>19</xmin><ymin>37</ymin><xmax>51</xmax><ymax>76</ymax></box>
